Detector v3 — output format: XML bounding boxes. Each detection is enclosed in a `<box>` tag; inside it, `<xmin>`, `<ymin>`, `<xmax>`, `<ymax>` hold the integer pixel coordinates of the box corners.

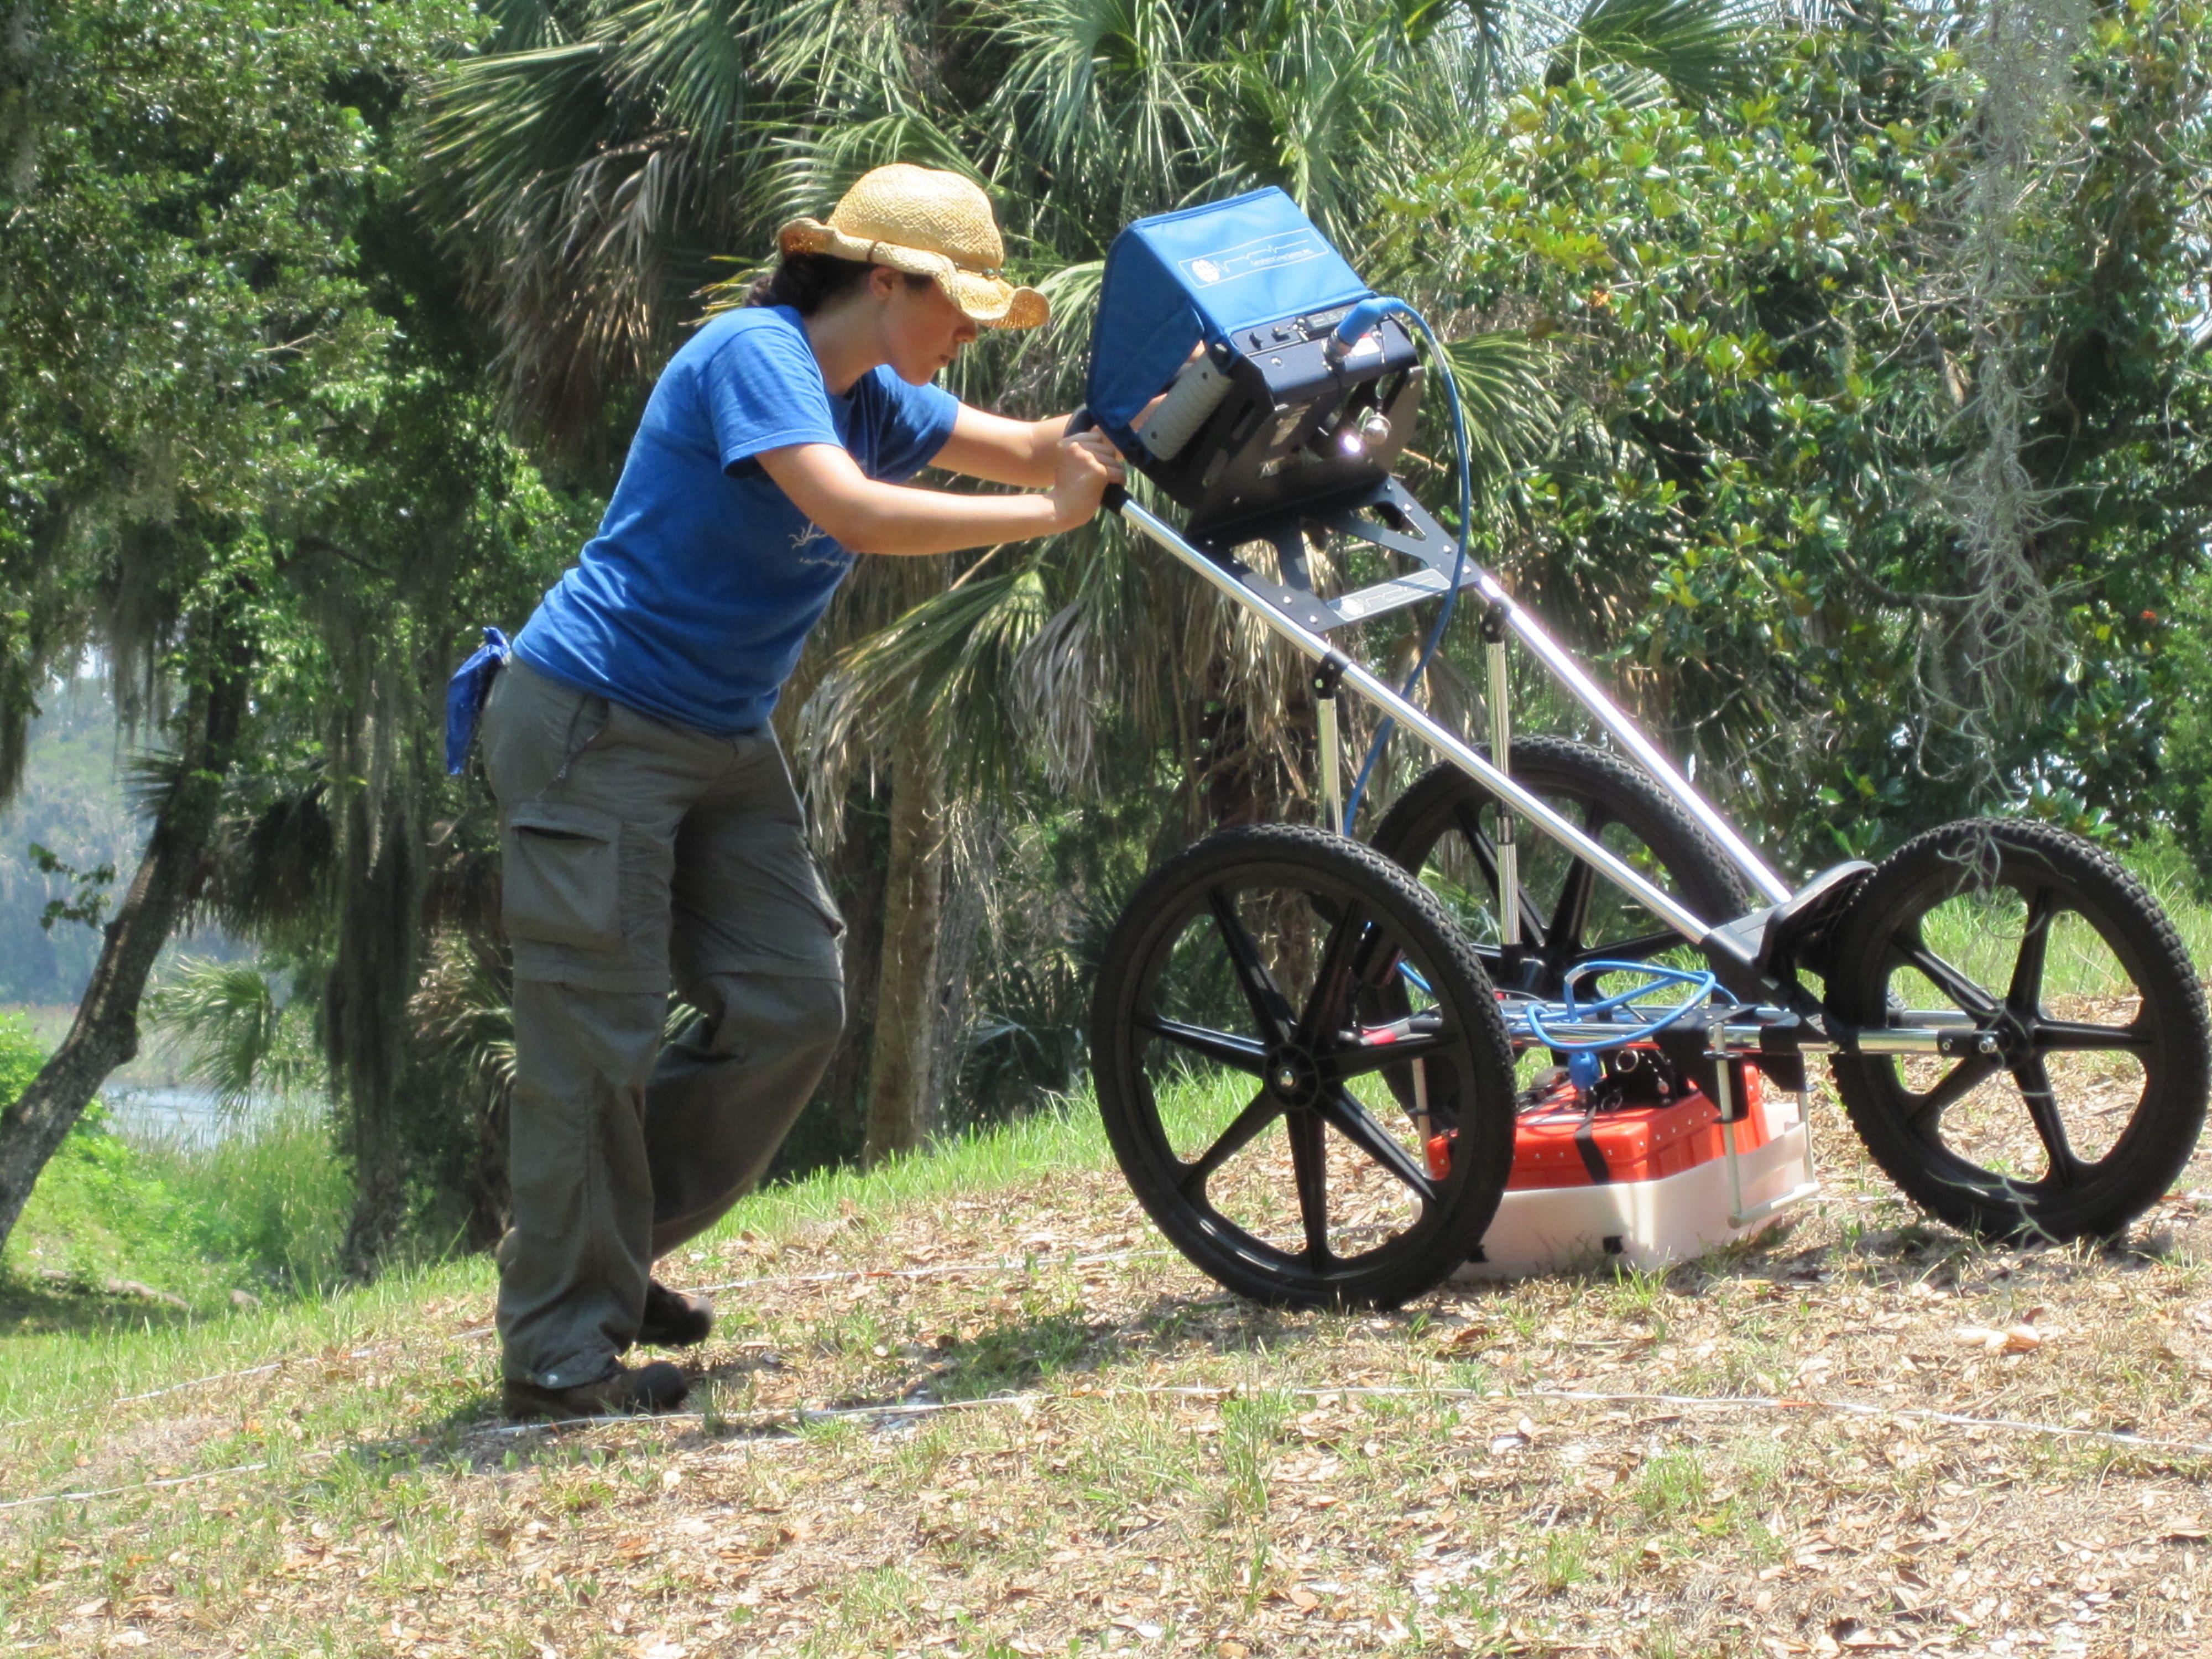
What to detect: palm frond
<box><xmin>418</xmin><ymin>40</ymin><xmax>626</xmax><ymax>233</ymax></box>
<box><xmin>757</xmin><ymin>103</ymin><xmax>987</xmax><ymax>231</ymax></box>
<box><xmin>605</xmin><ymin>0</ymin><xmax>754</xmax><ymax>152</ymax></box>
<box><xmin>806</xmin><ymin>560</ymin><xmax>1055</xmax><ymax>802</ymax></box>
<box><xmin>980</xmin><ymin>0</ymin><xmax>1211</xmax><ymax>223</ymax></box>
<box><xmin>408</xmin><ymin>933</ymin><xmax>517</xmax><ymax>1107</ymax></box>
<box><xmin>1004</xmin><ymin>258</ymin><xmax>1104</xmax><ymax>411</ymax></box>
<box><xmin>145</xmin><ymin>958</ymin><xmax>326</xmax><ymax>1113</ymax></box>
<box><xmin>752</xmin><ymin>0</ymin><xmax>917</xmax><ymax>101</ymax></box>
<box><xmin>480</xmin><ymin>0</ymin><xmax>577</xmax><ymax>56</ymax></box>
<box><xmin>1443</xmin><ymin>330</ymin><xmax>1562</xmax><ymax>481</ymax></box>
<box><xmin>1552</xmin><ymin>0</ymin><xmax>1764</xmax><ymax>106</ymax></box>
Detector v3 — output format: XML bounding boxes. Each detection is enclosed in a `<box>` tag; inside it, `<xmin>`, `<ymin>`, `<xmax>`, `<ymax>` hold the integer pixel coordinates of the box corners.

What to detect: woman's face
<box><xmin>875</xmin><ymin>269</ymin><xmax>978</xmax><ymax>385</ymax></box>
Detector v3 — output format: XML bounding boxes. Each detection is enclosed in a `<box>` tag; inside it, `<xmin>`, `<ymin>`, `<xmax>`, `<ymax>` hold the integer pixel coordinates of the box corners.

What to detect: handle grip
<box><xmin>1064</xmin><ymin>408</ymin><xmax>1128</xmax><ymax>515</ymax></box>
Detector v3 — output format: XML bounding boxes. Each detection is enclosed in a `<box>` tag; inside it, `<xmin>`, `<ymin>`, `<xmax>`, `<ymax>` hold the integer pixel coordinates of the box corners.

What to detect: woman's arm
<box><xmin>930</xmin><ymin>406</ymin><xmax>1070</xmax><ymax>488</ymax></box>
<box><xmin>756</xmin><ymin>429</ymin><xmax>1121</xmax><ymax>557</ymax></box>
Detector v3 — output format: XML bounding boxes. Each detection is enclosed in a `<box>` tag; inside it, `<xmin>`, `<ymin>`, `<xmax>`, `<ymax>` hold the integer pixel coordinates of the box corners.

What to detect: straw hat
<box><xmin>776</xmin><ymin>164</ymin><xmax>1050</xmax><ymax>331</ymax></box>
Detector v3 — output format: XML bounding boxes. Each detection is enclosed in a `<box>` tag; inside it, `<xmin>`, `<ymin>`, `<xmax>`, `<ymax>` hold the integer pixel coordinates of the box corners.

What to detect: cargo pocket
<box><xmin>504</xmin><ymin>801</ymin><xmax>623</xmax><ymax>951</ymax></box>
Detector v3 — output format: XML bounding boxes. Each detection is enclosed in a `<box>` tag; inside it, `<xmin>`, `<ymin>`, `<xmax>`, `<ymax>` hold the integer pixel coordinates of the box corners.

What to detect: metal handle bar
<box><xmin>1517</xmin><ymin>1017</ymin><xmax>1963</xmax><ymax>1056</ymax></box>
<box><xmin>1469</xmin><ymin>571</ymin><xmax>1792</xmax><ymax>906</ymax></box>
<box><xmin>1079</xmin><ymin>394</ymin><xmax>1787</xmax><ymax>911</ymax></box>
<box><xmin>1113</xmin><ymin>495</ymin><xmax>1754</xmax><ymax>967</ymax></box>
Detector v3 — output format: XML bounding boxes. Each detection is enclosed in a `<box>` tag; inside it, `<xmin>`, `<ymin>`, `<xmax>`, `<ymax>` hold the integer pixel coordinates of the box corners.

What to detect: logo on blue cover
<box><xmin>1178</xmin><ymin>230</ymin><xmax>1327</xmax><ymax>289</ymax></box>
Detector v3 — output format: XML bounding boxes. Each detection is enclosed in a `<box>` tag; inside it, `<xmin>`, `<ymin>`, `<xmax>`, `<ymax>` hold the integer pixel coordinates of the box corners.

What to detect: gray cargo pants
<box><xmin>481</xmin><ymin>658</ymin><xmax>846</xmax><ymax>1391</ymax></box>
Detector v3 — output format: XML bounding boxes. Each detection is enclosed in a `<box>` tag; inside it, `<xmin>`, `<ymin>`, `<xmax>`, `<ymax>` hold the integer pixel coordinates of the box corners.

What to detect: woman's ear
<box><xmin>867</xmin><ymin>264</ymin><xmax>905</xmax><ymax>303</ymax></box>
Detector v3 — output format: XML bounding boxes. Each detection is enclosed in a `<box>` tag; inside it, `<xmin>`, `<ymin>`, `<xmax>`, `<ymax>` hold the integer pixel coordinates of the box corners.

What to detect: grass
<box><xmin>5</xmin><ymin>1067</ymin><xmax>2212</xmax><ymax>1656</ymax></box>
<box><xmin>0</xmin><ymin>1101</ymin><xmax>351</xmax><ymax>1325</ymax></box>
<box><xmin>0</xmin><ymin>1013</ymin><xmax>352</xmax><ymax>1326</ymax></box>
<box><xmin>1904</xmin><ymin>827</ymin><xmax>2212</xmax><ymax>1004</ymax></box>
<box><xmin>7</xmin><ymin>867</ymin><xmax>2212</xmax><ymax>1653</ymax></box>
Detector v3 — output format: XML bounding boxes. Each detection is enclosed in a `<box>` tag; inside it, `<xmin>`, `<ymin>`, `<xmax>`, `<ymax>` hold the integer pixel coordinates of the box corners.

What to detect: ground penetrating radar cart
<box><xmin>1074</xmin><ymin>189</ymin><xmax>2212</xmax><ymax>1307</ymax></box>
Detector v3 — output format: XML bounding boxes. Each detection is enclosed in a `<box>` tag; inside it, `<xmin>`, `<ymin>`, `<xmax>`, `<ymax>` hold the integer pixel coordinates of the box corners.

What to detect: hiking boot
<box><xmin>502</xmin><ymin>1359</ymin><xmax>690</xmax><ymax>1421</ymax></box>
<box><xmin>637</xmin><ymin>1279</ymin><xmax>714</xmax><ymax>1348</ymax></box>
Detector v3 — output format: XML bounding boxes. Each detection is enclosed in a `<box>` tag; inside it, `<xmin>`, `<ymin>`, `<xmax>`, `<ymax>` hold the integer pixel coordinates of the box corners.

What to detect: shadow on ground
<box><xmin>0</xmin><ymin>1270</ymin><xmax>205</xmax><ymax>1339</ymax></box>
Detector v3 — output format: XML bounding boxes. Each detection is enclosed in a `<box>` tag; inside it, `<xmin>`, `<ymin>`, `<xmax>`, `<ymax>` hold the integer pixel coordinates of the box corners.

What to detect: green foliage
<box><xmin>0</xmin><ymin>1010</ymin><xmax>200</xmax><ymax>1292</ymax></box>
<box><xmin>1</xmin><ymin>0</ymin><xmax>604</xmax><ymax>1267</ymax></box>
<box><xmin>420</xmin><ymin>0</ymin><xmax>1762</xmax><ymax>444</ymax></box>
<box><xmin>3</xmin><ymin>1099</ymin><xmax>197</xmax><ymax>1292</ymax></box>
<box><xmin>1385</xmin><ymin>2</ymin><xmax>2212</xmax><ymax>863</ymax></box>
<box><xmin>0</xmin><ymin>0</ymin><xmax>475</xmax><ymax>770</ymax></box>
<box><xmin>2155</xmin><ymin>567</ymin><xmax>2212</xmax><ymax>890</ymax></box>
<box><xmin>0</xmin><ymin>1014</ymin><xmax>41</xmax><ymax>1107</ymax></box>
<box><xmin>0</xmin><ymin>1015</ymin><xmax>348</xmax><ymax>1305</ymax></box>
<box><xmin>3</xmin><ymin>1103</ymin><xmax>352</xmax><ymax>1308</ymax></box>
<box><xmin>145</xmin><ymin>957</ymin><xmax>328</xmax><ymax>1113</ymax></box>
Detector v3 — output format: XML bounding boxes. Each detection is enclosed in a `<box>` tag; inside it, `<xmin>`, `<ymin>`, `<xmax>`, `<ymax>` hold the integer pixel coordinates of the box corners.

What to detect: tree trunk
<box><xmin>862</xmin><ymin>719</ymin><xmax>946</xmax><ymax>1167</ymax></box>
<box><xmin>773</xmin><ymin>774</ymin><xmax>889</xmax><ymax>1177</ymax></box>
<box><xmin>330</xmin><ymin>782</ymin><xmax>423</xmax><ymax>1279</ymax></box>
<box><xmin>926</xmin><ymin>821</ymin><xmax>988</xmax><ymax>1133</ymax></box>
<box><xmin>2</xmin><ymin>0</ymin><xmax>38</xmax><ymax>197</ymax></box>
<box><xmin>0</xmin><ymin>658</ymin><xmax>246</xmax><ymax>1253</ymax></box>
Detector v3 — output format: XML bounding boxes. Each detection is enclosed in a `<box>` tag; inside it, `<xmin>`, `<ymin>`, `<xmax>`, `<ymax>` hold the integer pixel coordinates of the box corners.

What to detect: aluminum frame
<box><xmin>1112</xmin><ymin>489</ymin><xmax>1858</xmax><ymax>1245</ymax></box>
<box><xmin>1114</xmin><ymin>492</ymin><xmax>2011</xmax><ymax>1072</ymax></box>
<box><xmin>1119</xmin><ymin>497</ymin><xmax>1743</xmax><ymax>959</ymax></box>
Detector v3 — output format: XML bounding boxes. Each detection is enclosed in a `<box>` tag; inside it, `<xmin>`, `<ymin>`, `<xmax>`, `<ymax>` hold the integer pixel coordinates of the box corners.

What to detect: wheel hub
<box><xmin>1266</xmin><ymin>1046</ymin><xmax>1321</xmax><ymax>1107</ymax></box>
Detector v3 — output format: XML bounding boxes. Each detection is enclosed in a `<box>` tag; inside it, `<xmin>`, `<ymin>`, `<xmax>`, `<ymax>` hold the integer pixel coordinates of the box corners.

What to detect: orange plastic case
<box><xmin>1442</xmin><ymin>1058</ymin><xmax>1815</xmax><ymax>1279</ymax></box>
<box><xmin>1506</xmin><ymin>1065</ymin><xmax>1769</xmax><ymax>1190</ymax></box>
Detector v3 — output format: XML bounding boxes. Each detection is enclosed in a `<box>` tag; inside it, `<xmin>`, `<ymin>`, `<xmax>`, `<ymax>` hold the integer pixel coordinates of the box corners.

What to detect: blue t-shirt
<box><xmin>513</xmin><ymin>305</ymin><xmax>961</xmax><ymax>734</ymax></box>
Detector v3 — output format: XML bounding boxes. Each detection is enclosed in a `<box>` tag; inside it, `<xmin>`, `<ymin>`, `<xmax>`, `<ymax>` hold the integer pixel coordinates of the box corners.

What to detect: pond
<box><xmin>104</xmin><ymin>1086</ymin><xmax>287</xmax><ymax>1149</ymax></box>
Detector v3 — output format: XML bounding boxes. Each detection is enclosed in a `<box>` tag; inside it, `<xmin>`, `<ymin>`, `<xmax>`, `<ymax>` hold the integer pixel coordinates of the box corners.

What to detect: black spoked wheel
<box><xmin>1826</xmin><ymin>819</ymin><xmax>2210</xmax><ymax>1241</ymax></box>
<box><xmin>1369</xmin><ymin>738</ymin><xmax>1753</xmax><ymax>1006</ymax></box>
<box><xmin>1090</xmin><ymin>823</ymin><xmax>1517</xmax><ymax>1309</ymax></box>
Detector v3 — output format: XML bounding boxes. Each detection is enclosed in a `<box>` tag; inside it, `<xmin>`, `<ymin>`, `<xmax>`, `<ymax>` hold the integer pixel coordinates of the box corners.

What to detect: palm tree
<box><xmin>416</xmin><ymin>0</ymin><xmax>1762</xmax><ymax>1160</ymax></box>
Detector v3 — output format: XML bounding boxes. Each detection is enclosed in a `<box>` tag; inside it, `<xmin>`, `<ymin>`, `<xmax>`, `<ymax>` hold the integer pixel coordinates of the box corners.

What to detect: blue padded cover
<box><xmin>1087</xmin><ymin>188</ymin><xmax>1371</xmax><ymax>454</ymax></box>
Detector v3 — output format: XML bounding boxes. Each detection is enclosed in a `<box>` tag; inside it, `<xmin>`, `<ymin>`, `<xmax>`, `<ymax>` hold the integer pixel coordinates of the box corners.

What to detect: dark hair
<box><xmin>744</xmin><ymin>251</ymin><xmax>932</xmax><ymax>315</ymax></box>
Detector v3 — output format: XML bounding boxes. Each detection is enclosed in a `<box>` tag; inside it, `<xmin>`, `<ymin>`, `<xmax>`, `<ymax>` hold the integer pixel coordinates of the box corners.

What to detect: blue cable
<box><xmin>1519</xmin><ymin>960</ymin><xmax>1719</xmax><ymax>1055</ymax></box>
<box><xmin>1328</xmin><ymin>298</ymin><xmax>1474</xmax><ymax>835</ymax></box>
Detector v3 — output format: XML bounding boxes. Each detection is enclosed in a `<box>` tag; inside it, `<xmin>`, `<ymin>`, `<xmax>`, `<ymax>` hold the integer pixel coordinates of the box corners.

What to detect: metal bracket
<box><xmin>1705</xmin><ymin>860</ymin><xmax>1876</xmax><ymax>979</ymax></box>
<box><xmin>1712</xmin><ymin>1023</ymin><xmax>1822</xmax><ymax>1229</ymax></box>
<box><xmin>1192</xmin><ymin>477</ymin><xmax>1481</xmax><ymax>636</ymax></box>
<box><xmin>1311</xmin><ymin>651</ymin><xmax>1350</xmax><ymax>700</ymax></box>
<box><xmin>1313</xmin><ymin>651</ymin><xmax>1348</xmax><ymax>831</ymax></box>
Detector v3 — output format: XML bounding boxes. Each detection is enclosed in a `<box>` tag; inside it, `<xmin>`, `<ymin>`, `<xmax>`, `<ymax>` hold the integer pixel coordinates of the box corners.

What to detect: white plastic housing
<box><xmin>1454</xmin><ymin>1094</ymin><xmax>1813</xmax><ymax>1280</ymax></box>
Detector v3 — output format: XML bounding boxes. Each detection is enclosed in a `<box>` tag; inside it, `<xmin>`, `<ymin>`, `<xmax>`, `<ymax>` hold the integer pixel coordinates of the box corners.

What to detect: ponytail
<box><xmin>745</xmin><ymin>252</ymin><xmax>932</xmax><ymax>314</ymax></box>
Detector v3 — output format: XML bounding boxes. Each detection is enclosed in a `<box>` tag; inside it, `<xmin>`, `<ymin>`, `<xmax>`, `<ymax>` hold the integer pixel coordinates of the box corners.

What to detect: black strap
<box><xmin>1572</xmin><ymin>1111</ymin><xmax>1611</xmax><ymax>1185</ymax></box>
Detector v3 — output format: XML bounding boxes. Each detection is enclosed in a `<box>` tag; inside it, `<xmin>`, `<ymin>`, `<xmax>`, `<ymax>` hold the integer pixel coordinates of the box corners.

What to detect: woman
<box><xmin>482</xmin><ymin>164</ymin><xmax>1124</xmax><ymax>1420</ymax></box>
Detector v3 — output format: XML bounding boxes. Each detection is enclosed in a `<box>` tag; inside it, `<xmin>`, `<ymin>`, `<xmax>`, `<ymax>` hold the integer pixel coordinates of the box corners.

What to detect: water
<box><xmin>105</xmin><ymin>1086</ymin><xmax>282</xmax><ymax>1149</ymax></box>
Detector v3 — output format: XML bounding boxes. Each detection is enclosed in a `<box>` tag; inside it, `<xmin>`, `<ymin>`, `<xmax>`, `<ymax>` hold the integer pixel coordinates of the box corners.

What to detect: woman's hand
<box><xmin>1050</xmin><ymin>429</ymin><xmax>1127</xmax><ymax>530</ymax></box>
